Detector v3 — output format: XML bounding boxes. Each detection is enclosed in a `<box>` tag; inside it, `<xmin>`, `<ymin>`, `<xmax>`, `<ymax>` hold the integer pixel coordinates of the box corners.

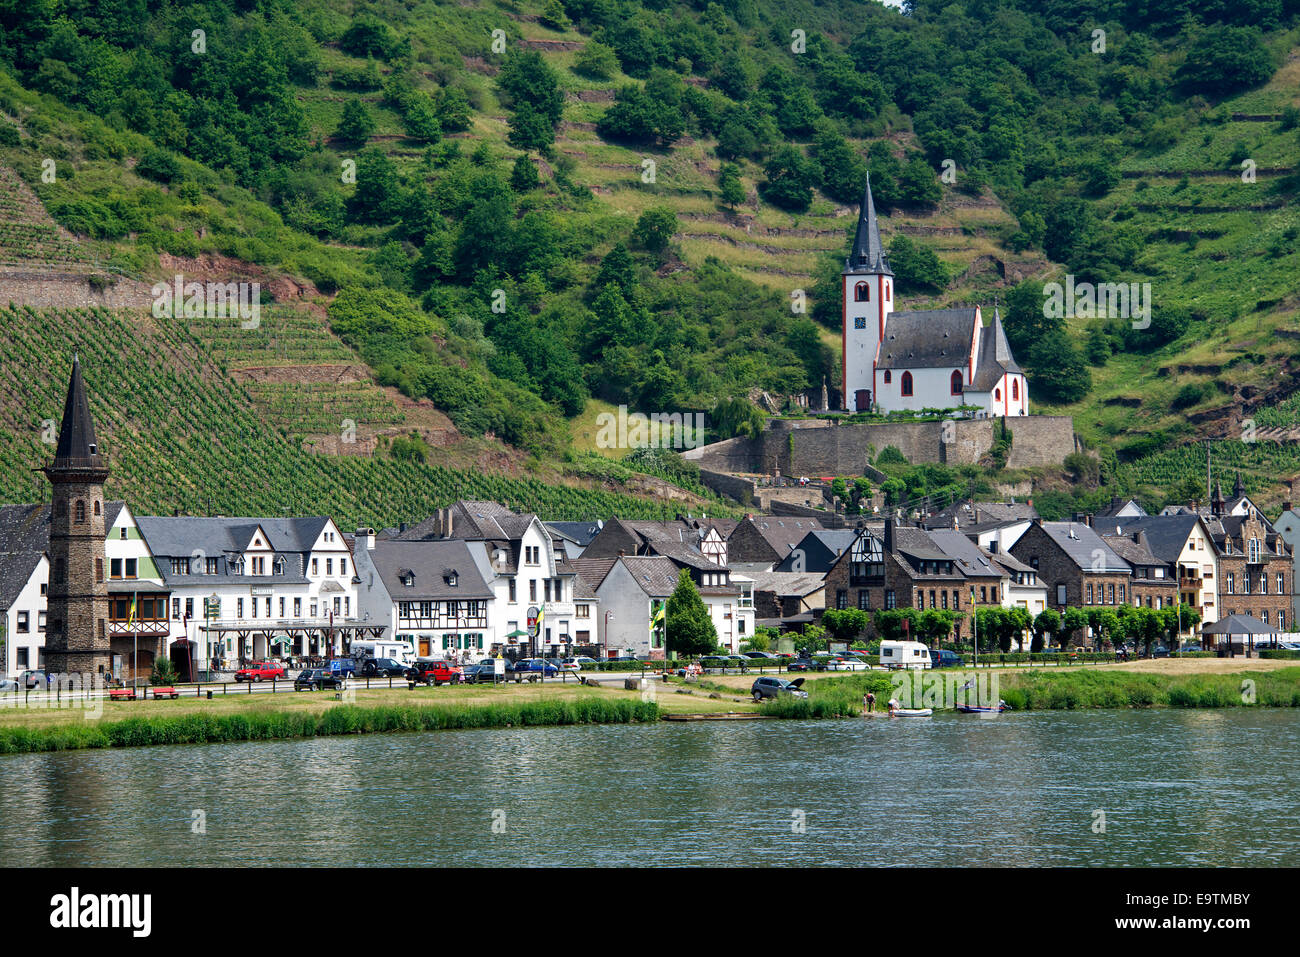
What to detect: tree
<box><xmin>632</xmin><ymin>207</ymin><xmax>678</xmax><ymax>255</ymax></box>
<box><xmin>760</xmin><ymin>145</ymin><xmax>820</xmax><ymax>212</ymax></box>
<box><xmin>573</xmin><ymin>41</ymin><xmax>619</xmax><ymax>80</ymax></box>
<box><xmin>507</xmin><ymin>102</ymin><xmax>555</xmax><ymax>152</ymax></box>
<box><xmin>510</xmin><ymin>155</ymin><xmax>539</xmax><ymax>192</ymax></box>
<box><xmin>335</xmin><ymin>98</ymin><xmax>374</xmax><ymax>143</ymax></box>
<box><xmin>1026</xmin><ymin>329</ymin><xmax>1092</xmax><ymax>404</ymax></box>
<box><xmin>709</xmin><ymin>397</ymin><xmax>765</xmax><ymax>440</ymax></box>
<box><xmin>888</xmin><ymin>235</ymin><xmax>948</xmax><ymax>292</ymax></box>
<box><xmin>1176</xmin><ymin>27</ymin><xmax>1274</xmax><ymax>96</ymax></box>
<box><xmin>873</xmin><ymin>608</ymin><xmax>921</xmax><ymax>641</ymax></box>
<box><xmin>665</xmin><ymin>569</ymin><xmax>718</xmax><ymax>657</ymax></box>
<box><xmin>1061</xmin><ymin>607</ymin><xmax>1089</xmax><ymax>648</ymax></box>
<box><xmin>718</xmin><ymin>162</ymin><xmax>745</xmax><ymax>208</ymax></box>
<box><xmin>822</xmin><ymin>608</ymin><xmax>869</xmax><ymax>642</ymax></box>
<box><xmin>1034</xmin><ymin>608</ymin><xmax>1061</xmax><ymax>649</ymax></box>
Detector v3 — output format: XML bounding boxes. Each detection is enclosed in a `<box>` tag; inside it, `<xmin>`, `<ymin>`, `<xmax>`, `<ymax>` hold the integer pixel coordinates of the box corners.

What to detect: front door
<box><xmin>419</xmin><ymin>637</ymin><xmax>431</xmax><ymax>657</ymax></box>
<box><xmin>854</xmin><ymin>389</ymin><xmax>870</xmax><ymax>411</ymax></box>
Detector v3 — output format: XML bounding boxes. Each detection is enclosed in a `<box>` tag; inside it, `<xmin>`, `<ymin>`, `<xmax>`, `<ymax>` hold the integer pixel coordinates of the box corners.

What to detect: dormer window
<box><xmin>400</xmin><ymin>570</ymin><xmax>415</xmax><ymax>587</ymax></box>
<box><xmin>445</xmin><ymin>569</ymin><xmax>458</xmax><ymax>587</ymax></box>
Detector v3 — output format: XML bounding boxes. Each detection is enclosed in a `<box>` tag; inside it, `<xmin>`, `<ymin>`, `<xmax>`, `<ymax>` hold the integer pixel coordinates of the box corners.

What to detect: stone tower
<box><xmin>43</xmin><ymin>356</ymin><xmax>111</xmax><ymax>677</ymax></box>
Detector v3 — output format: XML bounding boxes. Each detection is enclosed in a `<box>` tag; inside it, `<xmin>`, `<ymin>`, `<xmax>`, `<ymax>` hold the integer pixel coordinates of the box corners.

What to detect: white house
<box><xmin>842</xmin><ymin>176</ymin><xmax>1027</xmax><ymax>416</ymax></box>
<box><xmin>0</xmin><ymin>504</ymin><xmax>50</xmax><ymax>677</ymax></box>
<box><xmin>135</xmin><ymin>514</ymin><xmax>362</xmax><ymax>670</ymax></box>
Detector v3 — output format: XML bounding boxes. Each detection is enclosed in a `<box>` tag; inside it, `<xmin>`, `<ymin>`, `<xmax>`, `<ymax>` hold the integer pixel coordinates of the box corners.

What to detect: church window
<box><xmin>854</xmin><ymin>282</ymin><xmax>869</xmax><ymax>302</ymax></box>
<box><xmin>885</xmin><ymin>283</ymin><xmax>891</xmax><ymax>302</ymax></box>
<box><xmin>94</xmin><ymin>501</ymin><xmax>101</xmax><ymax>516</ymax></box>
<box><xmin>901</xmin><ymin>372</ymin><xmax>913</xmax><ymax>396</ymax></box>
<box><xmin>995</xmin><ymin>388</ymin><xmax>1001</xmax><ymax>401</ymax></box>
<box><xmin>951</xmin><ymin>370</ymin><xmax>963</xmax><ymax>395</ymax></box>
<box><xmin>883</xmin><ymin>371</ymin><xmax>891</xmax><ymax>384</ymax></box>
<box><xmin>75</xmin><ymin>500</ymin><xmax>86</xmax><ymax>524</ymax></box>
<box><xmin>1012</xmin><ymin>379</ymin><xmax>1020</xmax><ymax>401</ymax></box>
<box><xmin>854</xmin><ymin>317</ymin><xmax>866</xmax><ymax>330</ymax></box>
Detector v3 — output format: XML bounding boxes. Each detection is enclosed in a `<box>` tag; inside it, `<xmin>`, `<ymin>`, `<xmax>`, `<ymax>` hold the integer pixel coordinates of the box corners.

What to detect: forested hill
<box><xmin>0</xmin><ymin>0</ymin><xmax>1299</xmax><ymax>516</ymax></box>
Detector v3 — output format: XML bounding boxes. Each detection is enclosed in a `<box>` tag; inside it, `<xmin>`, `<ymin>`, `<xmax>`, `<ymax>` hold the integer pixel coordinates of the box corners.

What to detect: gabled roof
<box><xmin>845</xmin><ymin>174</ymin><xmax>892</xmax><ymax>276</ymax></box>
<box><xmin>924</xmin><ymin>528</ymin><xmax>1006</xmax><ymax>579</ymax></box>
<box><xmin>369</xmin><ymin>540</ymin><xmax>493</xmax><ymax>600</ymax></box>
<box><xmin>572</xmin><ymin>555</ymin><xmax>680</xmax><ymax>598</ymax></box>
<box><xmin>136</xmin><ymin>515</ymin><xmax>331</xmax><ymax>558</ymax></box>
<box><xmin>1031</xmin><ymin>522</ymin><xmax>1131</xmax><ymax>573</ymax></box>
<box><xmin>734</xmin><ymin>516</ymin><xmax>826</xmax><ymax>557</ymax></box>
<box><xmin>969</xmin><ymin>311</ymin><xmax>1022</xmax><ymax>390</ymax></box>
<box><xmin>744</xmin><ymin>570</ymin><xmax>826</xmax><ymax>598</ymax></box>
<box><xmin>1107</xmin><ymin>515</ymin><xmax>1204</xmax><ymax>563</ymax></box>
<box><xmin>545</xmin><ymin>521</ymin><xmax>603</xmax><ymax>546</ymax></box>
<box><xmin>0</xmin><ymin>504</ymin><xmax>50</xmax><ymax>610</ymax></box>
<box><xmin>877</xmin><ymin>309</ymin><xmax>979</xmax><ymax>371</ymax></box>
<box><xmin>925</xmin><ymin>499</ymin><xmax>1038</xmax><ymax>530</ymax></box>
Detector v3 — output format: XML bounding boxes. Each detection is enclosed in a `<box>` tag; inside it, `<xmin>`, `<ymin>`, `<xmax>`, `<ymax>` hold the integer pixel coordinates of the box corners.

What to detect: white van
<box><xmin>878</xmin><ymin>640</ymin><xmax>932</xmax><ymax>670</ymax></box>
<box><xmin>350</xmin><ymin>639</ymin><xmax>415</xmax><ymax>665</ymax></box>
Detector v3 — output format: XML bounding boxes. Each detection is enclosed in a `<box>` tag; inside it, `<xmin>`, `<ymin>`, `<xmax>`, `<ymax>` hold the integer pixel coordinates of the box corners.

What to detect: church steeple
<box><xmin>1233</xmin><ymin>471</ymin><xmax>1245</xmax><ymax>500</ymax></box>
<box><xmin>846</xmin><ymin>173</ymin><xmax>892</xmax><ymax>275</ymax></box>
<box><xmin>47</xmin><ymin>355</ymin><xmax>107</xmax><ymax>475</ymax></box>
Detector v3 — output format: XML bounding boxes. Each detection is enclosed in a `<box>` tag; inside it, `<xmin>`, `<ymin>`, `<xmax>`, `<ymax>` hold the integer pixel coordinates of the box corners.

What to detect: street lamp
<box><xmin>603</xmin><ymin>610</ymin><xmax>614</xmax><ymax>660</ymax></box>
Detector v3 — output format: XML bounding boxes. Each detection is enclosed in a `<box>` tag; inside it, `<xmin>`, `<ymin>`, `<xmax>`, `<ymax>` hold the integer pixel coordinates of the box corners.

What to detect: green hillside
<box><xmin>0</xmin><ymin>0</ymin><xmax>1298</xmax><ymax>519</ymax></box>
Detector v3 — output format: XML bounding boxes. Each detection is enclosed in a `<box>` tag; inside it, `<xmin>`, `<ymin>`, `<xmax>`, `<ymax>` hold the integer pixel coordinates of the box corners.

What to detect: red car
<box><xmin>234</xmin><ymin>661</ymin><xmax>287</xmax><ymax>682</ymax></box>
<box><xmin>406</xmin><ymin>659</ymin><xmax>458</xmax><ymax>686</ymax></box>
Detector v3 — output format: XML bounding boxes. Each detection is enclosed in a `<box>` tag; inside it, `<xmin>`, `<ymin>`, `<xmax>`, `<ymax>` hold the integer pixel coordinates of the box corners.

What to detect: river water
<box><xmin>1</xmin><ymin>709</ymin><xmax>1296</xmax><ymax>866</ymax></box>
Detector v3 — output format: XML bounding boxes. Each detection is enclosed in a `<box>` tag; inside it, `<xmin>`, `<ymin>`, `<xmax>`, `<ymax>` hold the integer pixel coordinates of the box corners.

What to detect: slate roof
<box><xmin>48</xmin><ymin>357</ymin><xmax>107</xmax><ymax>473</ymax></box>
<box><xmin>738</xmin><ymin>516</ymin><xmax>826</xmax><ymax>556</ymax></box>
<box><xmin>369</xmin><ymin>540</ymin><xmax>493</xmax><ymax>600</ymax></box>
<box><xmin>744</xmin><ymin>571</ymin><xmax>826</xmax><ymax>598</ymax></box>
<box><xmin>925</xmin><ymin>528</ymin><xmax>1006</xmax><ymax>579</ymax></box>
<box><xmin>0</xmin><ymin>504</ymin><xmax>50</xmax><ymax>610</ymax></box>
<box><xmin>545</xmin><ymin>521</ymin><xmax>603</xmax><ymax>547</ymax></box>
<box><xmin>1099</xmin><ymin>533</ymin><xmax>1172</xmax><ymax>581</ymax></box>
<box><xmin>572</xmin><ymin>555</ymin><xmax>680</xmax><ymax>598</ymax></box>
<box><xmin>845</xmin><ymin>174</ymin><xmax>892</xmax><ymax>275</ymax></box>
<box><xmin>926</xmin><ymin>499</ymin><xmax>1038</xmax><ymax>530</ymax></box>
<box><xmin>969</xmin><ymin>311</ymin><xmax>1022</xmax><ymax>390</ymax></box>
<box><xmin>1106</xmin><ymin>515</ymin><xmax>1202</xmax><ymax>564</ymax></box>
<box><xmin>1038</xmin><ymin>522</ymin><xmax>1131</xmax><ymax>573</ymax></box>
<box><xmin>876</xmin><ymin>309</ymin><xmax>978</xmax><ymax>371</ymax></box>
<box><xmin>135</xmin><ymin>515</ymin><xmax>333</xmax><ymax>585</ymax></box>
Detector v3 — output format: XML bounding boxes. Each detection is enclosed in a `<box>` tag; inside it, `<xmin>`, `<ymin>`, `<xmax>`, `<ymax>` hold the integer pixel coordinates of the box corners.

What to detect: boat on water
<box><xmin>956</xmin><ymin>702</ymin><xmax>1008</xmax><ymax>714</ymax></box>
<box><xmin>890</xmin><ymin>707</ymin><xmax>933</xmax><ymax>717</ymax></box>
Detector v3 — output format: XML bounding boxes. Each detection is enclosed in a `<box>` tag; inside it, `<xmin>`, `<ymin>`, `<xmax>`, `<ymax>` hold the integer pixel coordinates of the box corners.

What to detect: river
<box><xmin>2</xmin><ymin>709</ymin><xmax>1296</xmax><ymax>866</ymax></box>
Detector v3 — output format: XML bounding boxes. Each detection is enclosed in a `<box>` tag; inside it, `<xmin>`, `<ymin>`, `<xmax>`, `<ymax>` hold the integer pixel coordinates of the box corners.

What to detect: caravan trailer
<box><xmin>878</xmin><ymin>640</ymin><xmax>932</xmax><ymax>670</ymax></box>
<box><xmin>350</xmin><ymin>639</ymin><xmax>415</xmax><ymax>666</ymax></box>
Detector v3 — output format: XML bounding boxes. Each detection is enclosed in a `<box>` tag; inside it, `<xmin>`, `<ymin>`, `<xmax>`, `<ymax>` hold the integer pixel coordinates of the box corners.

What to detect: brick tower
<box><xmin>42</xmin><ymin>356</ymin><xmax>111</xmax><ymax>677</ymax></box>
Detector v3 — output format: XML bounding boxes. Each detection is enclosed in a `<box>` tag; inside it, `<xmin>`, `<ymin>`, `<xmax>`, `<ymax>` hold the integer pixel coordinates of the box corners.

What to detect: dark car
<box><xmin>508</xmin><ymin>658</ymin><xmax>558</xmax><ymax>681</ymax></box>
<box><xmin>294</xmin><ymin>668</ymin><xmax>347</xmax><ymax>691</ymax></box>
<box><xmin>359</xmin><ymin>657</ymin><xmax>408</xmax><ymax>678</ymax></box>
<box><xmin>929</xmin><ymin>649</ymin><xmax>963</xmax><ymax>669</ymax></box>
<box><xmin>19</xmin><ymin>669</ymin><xmax>47</xmax><ymax>689</ymax></box>
<box><xmin>325</xmin><ymin>658</ymin><xmax>357</xmax><ymax>678</ymax></box>
<box><xmin>786</xmin><ymin>657</ymin><xmax>817</xmax><ymax>672</ymax></box>
<box><xmin>750</xmin><ymin>676</ymin><xmax>807</xmax><ymax>702</ymax></box>
<box><xmin>462</xmin><ymin>661</ymin><xmax>503</xmax><ymax>684</ymax></box>
<box><xmin>742</xmin><ymin>651</ymin><xmax>777</xmax><ymax>660</ymax></box>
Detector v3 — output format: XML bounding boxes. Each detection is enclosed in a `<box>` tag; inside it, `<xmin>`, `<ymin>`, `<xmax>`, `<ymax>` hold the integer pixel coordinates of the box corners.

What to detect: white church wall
<box><xmin>878</xmin><ymin>366</ymin><xmax>969</xmax><ymax>413</ymax></box>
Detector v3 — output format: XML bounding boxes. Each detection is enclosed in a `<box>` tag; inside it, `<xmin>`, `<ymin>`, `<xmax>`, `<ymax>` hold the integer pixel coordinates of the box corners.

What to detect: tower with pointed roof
<box><xmin>841</xmin><ymin>177</ymin><xmax>1028</xmax><ymax>416</ymax></box>
<box><xmin>842</xmin><ymin>175</ymin><xmax>894</xmax><ymax>413</ymax></box>
<box><xmin>42</xmin><ymin>357</ymin><xmax>111</xmax><ymax>677</ymax></box>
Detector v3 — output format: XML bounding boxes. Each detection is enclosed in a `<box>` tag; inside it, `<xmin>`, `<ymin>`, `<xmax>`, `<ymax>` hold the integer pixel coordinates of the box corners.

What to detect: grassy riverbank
<box><xmin>0</xmin><ymin>693</ymin><xmax>661</xmax><ymax>755</ymax></box>
<box><xmin>757</xmin><ymin>667</ymin><xmax>1300</xmax><ymax>717</ymax></box>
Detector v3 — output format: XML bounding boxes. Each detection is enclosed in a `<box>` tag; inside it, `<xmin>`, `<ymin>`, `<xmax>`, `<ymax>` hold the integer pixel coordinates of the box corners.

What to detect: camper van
<box><xmin>878</xmin><ymin>640</ymin><xmax>932</xmax><ymax>670</ymax></box>
<box><xmin>350</xmin><ymin>639</ymin><xmax>415</xmax><ymax>666</ymax></box>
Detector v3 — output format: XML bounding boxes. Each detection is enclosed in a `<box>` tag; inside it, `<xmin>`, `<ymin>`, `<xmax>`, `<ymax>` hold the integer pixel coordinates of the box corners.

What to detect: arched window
<box><xmin>901</xmin><ymin>372</ymin><xmax>913</xmax><ymax>396</ymax></box>
<box><xmin>74</xmin><ymin>500</ymin><xmax>86</xmax><ymax>524</ymax></box>
<box><xmin>93</xmin><ymin>500</ymin><xmax>101</xmax><ymax>516</ymax></box>
<box><xmin>854</xmin><ymin>282</ymin><xmax>869</xmax><ymax>302</ymax></box>
<box><xmin>883</xmin><ymin>370</ymin><xmax>891</xmax><ymax>384</ymax></box>
<box><xmin>995</xmin><ymin>388</ymin><xmax>1001</xmax><ymax>401</ymax></box>
<box><xmin>951</xmin><ymin>370</ymin><xmax>963</xmax><ymax>395</ymax></box>
<box><xmin>885</xmin><ymin>283</ymin><xmax>891</xmax><ymax>302</ymax></box>
<box><xmin>1012</xmin><ymin>379</ymin><xmax>1019</xmax><ymax>401</ymax></box>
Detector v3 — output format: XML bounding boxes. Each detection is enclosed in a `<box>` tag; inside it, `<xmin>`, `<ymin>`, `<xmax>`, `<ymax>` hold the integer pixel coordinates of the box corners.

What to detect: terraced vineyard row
<box><xmin>0</xmin><ymin>306</ymin><xmax>697</xmax><ymax>525</ymax></box>
<box><xmin>182</xmin><ymin>306</ymin><xmax>355</xmax><ymax>368</ymax></box>
<box><xmin>0</xmin><ymin>167</ymin><xmax>91</xmax><ymax>267</ymax></box>
<box><xmin>1113</xmin><ymin>438</ymin><xmax>1300</xmax><ymax>502</ymax></box>
<box><xmin>241</xmin><ymin>381</ymin><xmax>408</xmax><ymax>435</ymax></box>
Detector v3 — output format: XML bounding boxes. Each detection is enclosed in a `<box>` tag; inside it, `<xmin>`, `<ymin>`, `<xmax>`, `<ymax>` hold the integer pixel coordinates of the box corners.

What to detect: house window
<box><xmin>311</xmin><ymin>558</ymin><xmax>318</xmax><ymax>575</ymax></box>
<box><xmin>855</xmin><ymin>282</ymin><xmax>869</xmax><ymax>302</ymax></box>
<box><xmin>1108</xmin><ymin>583</ymin><xmax>1115</xmax><ymax>604</ymax></box>
<box><xmin>1280</xmin><ymin>611</ymin><xmax>1287</xmax><ymax>631</ymax></box>
<box><xmin>857</xmin><ymin>590</ymin><xmax>869</xmax><ymax>610</ymax></box>
<box><xmin>530</xmin><ymin>580</ymin><xmax>537</xmax><ymax>603</ymax></box>
<box><xmin>96</xmin><ymin>559</ymin><xmax>103</xmax><ymax>583</ymax></box>
<box><xmin>1279</xmin><ymin>572</ymin><xmax>1286</xmax><ymax>594</ymax></box>
<box><xmin>94</xmin><ymin>501</ymin><xmax>101</xmax><ymax>516</ymax></box>
<box><xmin>951</xmin><ymin>370</ymin><xmax>963</xmax><ymax>395</ymax></box>
<box><xmin>172</xmin><ymin>598</ymin><xmax>181</xmax><ymax>620</ymax></box>
<box><xmin>1118</xmin><ymin>584</ymin><xmax>1125</xmax><ymax>603</ymax></box>
<box><xmin>836</xmin><ymin>589</ymin><xmax>847</xmax><ymax>610</ymax></box>
<box><xmin>1086</xmin><ymin>584</ymin><xmax>1093</xmax><ymax>604</ymax></box>
<box><xmin>294</xmin><ymin>598</ymin><xmax>301</xmax><ymax>617</ymax></box>
<box><xmin>17</xmin><ymin>611</ymin><xmax>28</xmax><ymax>633</ymax></box>
<box><xmin>38</xmin><ymin>612</ymin><xmax>46</xmax><ymax>633</ymax></box>
<box><xmin>885</xmin><ymin>589</ymin><xmax>897</xmax><ymax>609</ymax></box>
<box><xmin>995</xmin><ymin>388</ymin><xmax>1001</xmax><ymax>401</ymax></box>
<box><xmin>185</xmin><ymin>598</ymin><xmax>193</xmax><ymax>620</ymax></box>
<box><xmin>508</xmin><ymin>579</ymin><xmax>517</xmax><ymax>603</ymax></box>
<box><xmin>340</xmin><ymin>559</ymin><xmax>347</xmax><ymax>576</ymax></box>
<box><xmin>1227</xmin><ymin>572</ymin><xmax>1234</xmax><ymax>594</ymax></box>
<box><xmin>75</xmin><ymin>500</ymin><xmax>86</xmax><ymax>524</ymax></box>
<box><xmin>576</xmin><ymin>604</ymin><xmax>590</xmax><ymax>618</ymax></box>
<box><xmin>901</xmin><ymin>372</ymin><xmax>913</xmax><ymax>396</ymax></box>
<box><xmin>326</xmin><ymin>558</ymin><xmax>333</xmax><ymax>576</ymax></box>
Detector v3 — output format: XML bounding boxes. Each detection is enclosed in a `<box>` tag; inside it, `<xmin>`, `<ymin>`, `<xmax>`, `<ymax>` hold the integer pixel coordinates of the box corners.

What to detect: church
<box><xmin>841</xmin><ymin>176</ymin><xmax>1028</xmax><ymax>417</ymax></box>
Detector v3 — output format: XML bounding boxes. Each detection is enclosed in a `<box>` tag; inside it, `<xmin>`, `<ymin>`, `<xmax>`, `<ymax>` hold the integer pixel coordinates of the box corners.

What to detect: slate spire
<box><xmin>1233</xmin><ymin>471</ymin><xmax>1245</xmax><ymax>499</ymax></box>
<box><xmin>846</xmin><ymin>173</ymin><xmax>892</xmax><ymax>275</ymax></box>
<box><xmin>47</xmin><ymin>355</ymin><xmax>106</xmax><ymax>473</ymax></box>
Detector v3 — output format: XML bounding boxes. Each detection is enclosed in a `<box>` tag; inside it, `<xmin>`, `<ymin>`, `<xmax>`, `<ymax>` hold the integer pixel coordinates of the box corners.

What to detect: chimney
<box><xmin>1033</xmin><ymin>517</ymin><xmax>1043</xmax><ymax>527</ymax></box>
<box><xmin>884</xmin><ymin>517</ymin><xmax>895</xmax><ymax>553</ymax></box>
<box><xmin>357</xmin><ymin>527</ymin><xmax>375</xmax><ymax>550</ymax></box>
<box><xmin>1285</xmin><ymin>501</ymin><xmax>1294</xmax><ymax>513</ymax></box>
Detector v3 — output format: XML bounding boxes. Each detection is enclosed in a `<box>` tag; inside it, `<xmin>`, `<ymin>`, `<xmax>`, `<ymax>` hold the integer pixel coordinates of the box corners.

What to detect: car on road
<box><xmin>325</xmin><ymin>657</ymin><xmax>357</xmax><ymax>678</ymax></box>
<box><xmin>406</xmin><ymin>659</ymin><xmax>458</xmax><ymax>686</ymax></box>
<box><xmin>562</xmin><ymin>656</ymin><xmax>598</xmax><ymax>669</ymax></box>
<box><xmin>929</xmin><ymin>649</ymin><xmax>963</xmax><ymax>669</ymax></box>
<box><xmin>785</xmin><ymin>657</ymin><xmax>824</xmax><ymax>672</ymax></box>
<box><xmin>0</xmin><ymin>676</ymin><xmax>19</xmax><ymax>692</ymax></box>
<box><xmin>750</xmin><ymin>676</ymin><xmax>807</xmax><ymax>701</ymax></box>
<box><xmin>462</xmin><ymin>661</ymin><xmax>504</xmax><ymax>683</ymax></box>
<box><xmin>234</xmin><ymin>661</ymin><xmax>287</xmax><ymax>682</ymax></box>
<box><xmin>18</xmin><ymin>669</ymin><xmax>47</xmax><ymax>689</ymax></box>
<box><xmin>294</xmin><ymin>668</ymin><xmax>347</xmax><ymax>691</ymax></box>
<box><xmin>359</xmin><ymin>657</ymin><xmax>409</xmax><ymax>678</ymax></box>
<box><xmin>742</xmin><ymin>651</ymin><xmax>777</xmax><ymax>660</ymax></box>
<box><xmin>825</xmin><ymin>656</ymin><xmax>869</xmax><ymax>671</ymax></box>
<box><xmin>508</xmin><ymin>658</ymin><xmax>559</xmax><ymax>681</ymax></box>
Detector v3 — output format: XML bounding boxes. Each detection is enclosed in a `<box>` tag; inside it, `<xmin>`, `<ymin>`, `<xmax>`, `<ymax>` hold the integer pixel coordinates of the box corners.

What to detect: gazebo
<box><xmin>1200</xmin><ymin>613</ymin><xmax>1277</xmax><ymax>658</ymax></box>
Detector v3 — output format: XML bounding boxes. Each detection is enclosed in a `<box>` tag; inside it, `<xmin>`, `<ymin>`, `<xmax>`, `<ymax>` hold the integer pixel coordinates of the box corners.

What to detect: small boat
<box><xmin>890</xmin><ymin>708</ymin><xmax>933</xmax><ymax>718</ymax></box>
<box><xmin>956</xmin><ymin>703</ymin><xmax>1007</xmax><ymax>714</ymax></box>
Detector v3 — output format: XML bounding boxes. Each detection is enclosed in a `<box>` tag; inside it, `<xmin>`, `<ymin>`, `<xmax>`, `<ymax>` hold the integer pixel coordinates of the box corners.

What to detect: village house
<box><xmin>1104</xmin><ymin>512</ymin><xmax>1219</xmax><ymax>637</ymax></box>
<box><xmin>1009</xmin><ymin>518</ymin><xmax>1133</xmax><ymax>621</ymax></box>
<box><xmin>726</xmin><ymin>515</ymin><xmax>826</xmax><ymax>570</ymax></box>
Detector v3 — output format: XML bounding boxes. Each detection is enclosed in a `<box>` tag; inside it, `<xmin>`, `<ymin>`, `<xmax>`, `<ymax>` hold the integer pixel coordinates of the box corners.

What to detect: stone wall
<box><xmin>0</xmin><ymin>270</ymin><xmax>153</xmax><ymax>311</ymax></box>
<box><xmin>689</xmin><ymin>415</ymin><xmax>1076</xmax><ymax>477</ymax></box>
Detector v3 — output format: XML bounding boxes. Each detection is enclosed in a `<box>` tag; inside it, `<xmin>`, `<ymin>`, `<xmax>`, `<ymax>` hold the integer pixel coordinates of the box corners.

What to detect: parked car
<box><xmin>325</xmin><ymin>657</ymin><xmax>357</xmax><ymax>678</ymax></box>
<box><xmin>406</xmin><ymin>659</ymin><xmax>458</xmax><ymax>686</ymax></box>
<box><xmin>508</xmin><ymin>658</ymin><xmax>559</xmax><ymax>681</ymax></box>
<box><xmin>750</xmin><ymin>676</ymin><xmax>808</xmax><ymax>702</ymax></box>
<box><xmin>359</xmin><ymin>657</ymin><xmax>408</xmax><ymax>678</ymax></box>
<box><xmin>294</xmin><ymin>668</ymin><xmax>347</xmax><ymax>691</ymax></box>
<box><xmin>462</xmin><ymin>661</ymin><xmax>504</xmax><ymax>683</ymax></box>
<box><xmin>742</xmin><ymin>651</ymin><xmax>777</xmax><ymax>660</ymax></box>
<box><xmin>562</xmin><ymin>656</ymin><xmax>598</xmax><ymax>669</ymax></box>
<box><xmin>234</xmin><ymin>661</ymin><xmax>287</xmax><ymax>682</ymax></box>
<box><xmin>928</xmin><ymin>649</ymin><xmax>963</xmax><ymax>669</ymax></box>
<box><xmin>19</xmin><ymin>669</ymin><xmax>47</xmax><ymax>689</ymax></box>
<box><xmin>826</xmin><ymin>657</ymin><xmax>869</xmax><ymax>671</ymax></box>
<box><xmin>0</xmin><ymin>676</ymin><xmax>19</xmax><ymax>692</ymax></box>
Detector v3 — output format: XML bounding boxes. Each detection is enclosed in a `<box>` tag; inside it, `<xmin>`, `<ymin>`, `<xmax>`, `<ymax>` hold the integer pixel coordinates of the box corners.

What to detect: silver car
<box><xmin>751</xmin><ymin>676</ymin><xmax>808</xmax><ymax>702</ymax></box>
